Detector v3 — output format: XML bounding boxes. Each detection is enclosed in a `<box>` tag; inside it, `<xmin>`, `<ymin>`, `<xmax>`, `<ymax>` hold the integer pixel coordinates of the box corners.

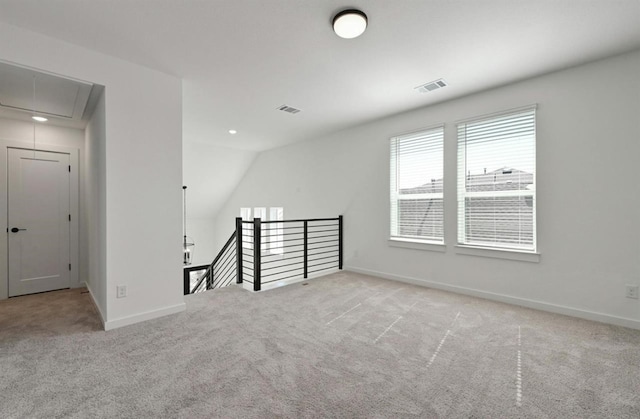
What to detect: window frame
<box><xmin>456</xmin><ymin>105</ymin><xmax>537</xmax><ymax>253</ymax></box>
<box><xmin>240</xmin><ymin>207</ymin><xmax>285</xmax><ymax>255</ymax></box>
<box><xmin>390</xmin><ymin>124</ymin><xmax>445</xmax><ymax>245</ymax></box>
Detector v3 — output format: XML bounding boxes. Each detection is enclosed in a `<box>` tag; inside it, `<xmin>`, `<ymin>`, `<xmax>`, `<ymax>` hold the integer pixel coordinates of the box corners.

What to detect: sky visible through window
<box><xmin>397</xmin><ymin>140</ymin><xmax>443</xmax><ymax>190</ymax></box>
<box><xmin>464</xmin><ymin>136</ymin><xmax>535</xmax><ymax>177</ymax></box>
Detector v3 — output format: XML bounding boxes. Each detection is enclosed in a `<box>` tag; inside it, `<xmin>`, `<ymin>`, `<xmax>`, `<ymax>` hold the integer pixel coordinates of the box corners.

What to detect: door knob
<box><xmin>10</xmin><ymin>227</ymin><xmax>26</xmax><ymax>233</ymax></box>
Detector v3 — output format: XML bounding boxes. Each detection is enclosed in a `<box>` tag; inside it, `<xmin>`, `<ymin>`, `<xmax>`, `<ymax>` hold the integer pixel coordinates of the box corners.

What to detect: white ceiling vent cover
<box><xmin>415</xmin><ymin>79</ymin><xmax>448</xmax><ymax>93</ymax></box>
<box><xmin>278</xmin><ymin>105</ymin><xmax>301</xmax><ymax>114</ymax></box>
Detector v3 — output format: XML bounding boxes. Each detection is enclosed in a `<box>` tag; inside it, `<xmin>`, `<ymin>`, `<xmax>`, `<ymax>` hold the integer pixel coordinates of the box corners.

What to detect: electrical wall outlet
<box><xmin>625</xmin><ymin>285</ymin><xmax>639</xmax><ymax>299</ymax></box>
<box><xmin>116</xmin><ymin>285</ymin><xmax>127</xmax><ymax>298</ymax></box>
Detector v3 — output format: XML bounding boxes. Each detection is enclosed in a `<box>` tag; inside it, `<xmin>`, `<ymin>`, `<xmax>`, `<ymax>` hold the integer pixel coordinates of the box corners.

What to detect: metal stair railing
<box><xmin>184</xmin><ymin>215</ymin><xmax>343</xmax><ymax>294</ymax></box>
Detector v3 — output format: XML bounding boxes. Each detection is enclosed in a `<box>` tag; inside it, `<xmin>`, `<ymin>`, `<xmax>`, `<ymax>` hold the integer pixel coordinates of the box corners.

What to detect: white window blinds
<box><xmin>390</xmin><ymin>126</ymin><xmax>444</xmax><ymax>243</ymax></box>
<box><xmin>457</xmin><ymin>107</ymin><xmax>536</xmax><ymax>251</ymax></box>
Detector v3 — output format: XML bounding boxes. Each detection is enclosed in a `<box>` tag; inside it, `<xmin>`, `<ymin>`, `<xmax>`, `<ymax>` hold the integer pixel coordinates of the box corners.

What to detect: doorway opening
<box><xmin>0</xmin><ymin>59</ymin><xmax>105</xmax><ymax>303</ymax></box>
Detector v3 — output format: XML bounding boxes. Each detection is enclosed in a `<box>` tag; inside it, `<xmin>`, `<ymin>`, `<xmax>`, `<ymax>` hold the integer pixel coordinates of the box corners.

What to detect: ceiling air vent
<box><xmin>278</xmin><ymin>105</ymin><xmax>301</xmax><ymax>114</ymax></box>
<box><xmin>415</xmin><ymin>79</ymin><xmax>448</xmax><ymax>93</ymax></box>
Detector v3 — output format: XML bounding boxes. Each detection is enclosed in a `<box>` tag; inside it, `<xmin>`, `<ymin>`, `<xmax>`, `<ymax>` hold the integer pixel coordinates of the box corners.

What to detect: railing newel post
<box><xmin>236</xmin><ymin>217</ymin><xmax>243</xmax><ymax>284</ymax></box>
<box><xmin>183</xmin><ymin>268</ymin><xmax>190</xmax><ymax>295</ymax></box>
<box><xmin>303</xmin><ymin>220</ymin><xmax>308</xmax><ymax>278</ymax></box>
<box><xmin>338</xmin><ymin>215</ymin><xmax>343</xmax><ymax>270</ymax></box>
<box><xmin>254</xmin><ymin>218</ymin><xmax>261</xmax><ymax>291</ymax></box>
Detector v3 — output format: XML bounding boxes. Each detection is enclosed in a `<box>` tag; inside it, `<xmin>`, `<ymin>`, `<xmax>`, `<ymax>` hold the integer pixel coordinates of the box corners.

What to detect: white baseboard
<box><xmin>83</xmin><ymin>281</ymin><xmax>106</xmax><ymax>330</ymax></box>
<box><xmin>345</xmin><ymin>266</ymin><xmax>640</xmax><ymax>330</ymax></box>
<box><xmin>245</xmin><ymin>268</ymin><xmax>340</xmax><ymax>292</ymax></box>
<box><xmin>104</xmin><ymin>303</ymin><xmax>186</xmax><ymax>331</ymax></box>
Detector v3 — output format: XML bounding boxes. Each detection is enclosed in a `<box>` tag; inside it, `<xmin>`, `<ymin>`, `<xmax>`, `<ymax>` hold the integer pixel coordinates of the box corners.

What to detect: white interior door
<box><xmin>8</xmin><ymin>148</ymin><xmax>70</xmax><ymax>297</ymax></box>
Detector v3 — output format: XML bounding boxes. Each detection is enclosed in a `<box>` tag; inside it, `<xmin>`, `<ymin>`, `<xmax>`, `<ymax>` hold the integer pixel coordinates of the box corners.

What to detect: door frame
<box><xmin>0</xmin><ymin>140</ymin><xmax>79</xmax><ymax>300</ymax></box>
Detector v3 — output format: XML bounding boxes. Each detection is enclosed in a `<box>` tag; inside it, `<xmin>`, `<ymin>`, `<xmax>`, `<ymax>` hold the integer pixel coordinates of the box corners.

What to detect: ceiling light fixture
<box><xmin>32</xmin><ymin>116</ymin><xmax>48</xmax><ymax>122</ymax></box>
<box><xmin>332</xmin><ymin>9</ymin><xmax>367</xmax><ymax>39</ymax></box>
<box><xmin>228</xmin><ymin>129</ymin><xmax>237</xmax><ymax>134</ymax></box>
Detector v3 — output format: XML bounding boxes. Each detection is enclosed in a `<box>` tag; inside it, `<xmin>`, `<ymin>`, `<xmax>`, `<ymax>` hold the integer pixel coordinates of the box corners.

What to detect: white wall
<box><xmin>0</xmin><ymin>118</ymin><xmax>85</xmax><ymax>300</ymax></box>
<box><xmin>185</xmin><ymin>217</ymin><xmax>216</xmax><ymax>266</ymax></box>
<box><xmin>84</xmin><ymin>90</ymin><xmax>107</xmax><ymax>319</ymax></box>
<box><xmin>182</xmin><ymin>140</ymin><xmax>256</xmax><ymax>264</ymax></box>
<box><xmin>0</xmin><ymin>23</ymin><xmax>184</xmax><ymax>329</ymax></box>
<box><xmin>214</xmin><ymin>50</ymin><xmax>640</xmax><ymax>328</ymax></box>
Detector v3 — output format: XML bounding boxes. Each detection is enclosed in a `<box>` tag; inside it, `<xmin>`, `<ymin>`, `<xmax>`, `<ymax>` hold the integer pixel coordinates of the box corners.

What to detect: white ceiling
<box><xmin>1</xmin><ymin>0</ymin><xmax>639</xmax><ymax>151</ymax></box>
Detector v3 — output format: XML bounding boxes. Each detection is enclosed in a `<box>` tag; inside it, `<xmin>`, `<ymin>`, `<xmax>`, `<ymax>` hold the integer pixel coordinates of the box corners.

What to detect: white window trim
<box><xmin>389</xmin><ymin>238</ymin><xmax>446</xmax><ymax>252</ymax></box>
<box><xmin>455</xmin><ymin>245</ymin><xmax>540</xmax><ymax>263</ymax></box>
<box><xmin>390</xmin><ymin>124</ymin><xmax>445</xmax><ymax>244</ymax></box>
<box><xmin>456</xmin><ymin>105</ymin><xmax>538</xmax><ymax>253</ymax></box>
<box><xmin>454</xmin><ymin>104</ymin><xmax>538</xmax><ymax>125</ymax></box>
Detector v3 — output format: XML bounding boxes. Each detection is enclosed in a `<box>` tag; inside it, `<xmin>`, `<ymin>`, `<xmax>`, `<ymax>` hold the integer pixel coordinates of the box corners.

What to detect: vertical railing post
<box><xmin>338</xmin><ymin>215</ymin><xmax>343</xmax><ymax>270</ymax></box>
<box><xmin>254</xmin><ymin>218</ymin><xmax>261</xmax><ymax>291</ymax></box>
<box><xmin>303</xmin><ymin>220</ymin><xmax>308</xmax><ymax>278</ymax></box>
<box><xmin>183</xmin><ymin>268</ymin><xmax>190</xmax><ymax>295</ymax></box>
<box><xmin>235</xmin><ymin>217</ymin><xmax>243</xmax><ymax>284</ymax></box>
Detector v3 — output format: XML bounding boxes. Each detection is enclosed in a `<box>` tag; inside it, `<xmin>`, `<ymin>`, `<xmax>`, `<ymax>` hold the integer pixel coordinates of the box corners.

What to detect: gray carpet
<box><xmin>1</xmin><ymin>271</ymin><xmax>639</xmax><ymax>418</ymax></box>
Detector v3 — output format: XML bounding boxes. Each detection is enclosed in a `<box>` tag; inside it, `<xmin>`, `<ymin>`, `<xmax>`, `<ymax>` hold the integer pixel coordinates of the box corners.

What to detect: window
<box><xmin>240</xmin><ymin>208</ymin><xmax>252</xmax><ymax>249</ymax></box>
<box><xmin>390</xmin><ymin>126</ymin><xmax>444</xmax><ymax>243</ymax></box>
<box><xmin>457</xmin><ymin>107</ymin><xmax>536</xmax><ymax>251</ymax></box>
<box><xmin>240</xmin><ymin>207</ymin><xmax>283</xmax><ymax>253</ymax></box>
<box><xmin>269</xmin><ymin>207</ymin><xmax>284</xmax><ymax>255</ymax></box>
<box><xmin>253</xmin><ymin>207</ymin><xmax>267</xmax><ymax>251</ymax></box>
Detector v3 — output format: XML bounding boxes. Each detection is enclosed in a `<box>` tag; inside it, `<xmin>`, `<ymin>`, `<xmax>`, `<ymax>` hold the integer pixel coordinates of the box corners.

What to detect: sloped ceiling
<box><xmin>0</xmin><ymin>0</ymin><xmax>639</xmax><ymax>151</ymax></box>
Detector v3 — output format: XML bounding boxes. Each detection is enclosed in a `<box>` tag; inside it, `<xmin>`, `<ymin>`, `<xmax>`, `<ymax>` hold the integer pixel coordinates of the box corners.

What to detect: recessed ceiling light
<box><xmin>333</xmin><ymin>9</ymin><xmax>368</xmax><ymax>39</ymax></box>
<box><xmin>32</xmin><ymin>116</ymin><xmax>48</xmax><ymax>122</ymax></box>
<box><xmin>228</xmin><ymin>129</ymin><xmax>237</xmax><ymax>134</ymax></box>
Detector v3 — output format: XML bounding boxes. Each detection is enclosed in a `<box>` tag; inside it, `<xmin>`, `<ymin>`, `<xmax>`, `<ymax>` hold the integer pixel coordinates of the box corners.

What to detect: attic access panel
<box><xmin>0</xmin><ymin>61</ymin><xmax>93</xmax><ymax>120</ymax></box>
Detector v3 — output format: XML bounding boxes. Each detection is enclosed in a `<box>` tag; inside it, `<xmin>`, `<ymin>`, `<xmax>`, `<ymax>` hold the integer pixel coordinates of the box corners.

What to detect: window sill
<box><xmin>388</xmin><ymin>238</ymin><xmax>446</xmax><ymax>253</ymax></box>
<box><xmin>454</xmin><ymin>245</ymin><xmax>540</xmax><ymax>263</ymax></box>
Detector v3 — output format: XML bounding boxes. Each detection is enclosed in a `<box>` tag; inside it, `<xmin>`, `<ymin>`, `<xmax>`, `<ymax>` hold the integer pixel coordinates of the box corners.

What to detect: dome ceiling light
<box><xmin>332</xmin><ymin>9</ymin><xmax>368</xmax><ymax>39</ymax></box>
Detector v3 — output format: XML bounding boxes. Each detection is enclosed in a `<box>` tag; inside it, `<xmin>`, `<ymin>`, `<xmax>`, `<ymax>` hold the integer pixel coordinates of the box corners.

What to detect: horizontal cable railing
<box><xmin>210</xmin><ymin>234</ymin><xmax>237</xmax><ymax>289</ymax></box>
<box><xmin>186</xmin><ymin>231</ymin><xmax>237</xmax><ymax>294</ymax></box>
<box><xmin>185</xmin><ymin>216</ymin><xmax>343</xmax><ymax>294</ymax></box>
<box><xmin>236</xmin><ymin>216</ymin><xmax>343</xmax><ymax>291</ymax></box>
